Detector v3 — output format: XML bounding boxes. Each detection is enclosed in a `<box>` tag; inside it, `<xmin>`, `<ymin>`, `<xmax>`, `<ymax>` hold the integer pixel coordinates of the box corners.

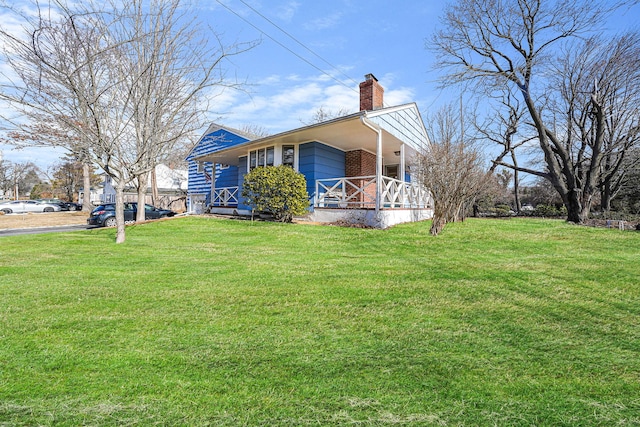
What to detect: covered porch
<box><xmin>208</xmin><ymin>173</ymin><xmax>433</xmax><ymax>228</ymax></box>
<box><xmin>209</xmin><ymin>175</ymin><xmax>431</xmax><ymax>210</ymax></box>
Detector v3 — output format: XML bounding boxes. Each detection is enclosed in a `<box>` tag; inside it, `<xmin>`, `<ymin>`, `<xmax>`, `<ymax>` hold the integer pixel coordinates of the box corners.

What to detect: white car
<box><xmin>0</xmin><ymin>200</ymin><xmax>62</xmax><ymax>214</ymax></box>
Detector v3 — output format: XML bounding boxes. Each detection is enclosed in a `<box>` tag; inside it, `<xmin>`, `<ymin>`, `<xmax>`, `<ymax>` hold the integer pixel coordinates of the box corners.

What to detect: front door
<box><xmin>385</xmin><ymin>164</ymin><xmax>399</xmax><ymax>179</ymax></box>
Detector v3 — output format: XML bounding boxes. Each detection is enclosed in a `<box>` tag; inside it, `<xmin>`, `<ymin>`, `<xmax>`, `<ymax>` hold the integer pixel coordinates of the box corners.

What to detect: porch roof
<box><xmin>194</xmin><ymin>103</ymin><xmax>430</xmax><ymax>166</ymax></box>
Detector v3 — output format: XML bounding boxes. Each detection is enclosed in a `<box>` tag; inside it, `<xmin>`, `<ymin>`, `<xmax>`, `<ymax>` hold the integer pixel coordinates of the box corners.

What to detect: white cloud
<box><xmin>209</xmin><ymin>71</ymin><xmax>418</xmax><ymax>134</ymax></box>
<box><xmin>384</xmin><ymin>87</ymin><xmax>415</xmax><ymax>107</ymax></box>
<box><xmin>275</xmin><ymin>1</ymin><xmax>300</xmax><ymax>22</ymax></box>
<box><xmin>258</xmin><ymin>74</ymin><xmax>281</xmax><ymax>85</ymax></box>
<box><xmin>304</xmin><ymin>12</ymin><xmax>343</xmax><ymax>31</ymax></box>
<box><xmin>0</xmin><ymin>144</ymin><xmax>68</xmax><ymax>169</ymax></box>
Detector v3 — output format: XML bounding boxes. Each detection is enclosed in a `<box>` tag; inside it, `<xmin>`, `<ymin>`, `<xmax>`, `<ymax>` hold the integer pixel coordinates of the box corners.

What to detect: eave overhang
<box><xmin>194</xmin><ymin>103</ymin><xmax>429</xmax><ymax>166</ymax></box>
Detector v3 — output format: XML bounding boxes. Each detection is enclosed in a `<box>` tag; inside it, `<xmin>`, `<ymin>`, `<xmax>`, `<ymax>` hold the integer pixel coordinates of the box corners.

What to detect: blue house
<box><xmin>187</xmin><ymin>74</ymin><xmax>433</xmax><ymax>228</ymax></box>
<box><xmin>185</xmin><ymin>124</ymin><xmax>254</xmax><ymax>213</ymax></box>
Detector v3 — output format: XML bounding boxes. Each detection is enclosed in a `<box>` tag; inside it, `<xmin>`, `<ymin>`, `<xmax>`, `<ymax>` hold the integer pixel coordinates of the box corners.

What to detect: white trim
<box><xmin>360</xmin><ymin>116</ymin><xmax>383</xmax><ymax>213</ymax></box>
<box><xmin>400</xmin><ymin>143</ymin><xmax>406</xmax><ymax>184</ymax></box>
<box><xmin>246</xmin><ymin>143</ymin><xmax>300</xmax><ymax>172</ymax></box>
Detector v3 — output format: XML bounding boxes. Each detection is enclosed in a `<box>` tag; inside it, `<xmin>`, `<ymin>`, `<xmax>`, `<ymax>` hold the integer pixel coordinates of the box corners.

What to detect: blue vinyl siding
<box><xmin>237</xmin><ymin>156</ymin><xmax>250</xmax><ymax>210</ymax></box>
<box><xmin>216</xmin><ymin>166</ymin><xmax>238</xmax><ymax>188</ymax></box>
<box><xmin>187</xmin><ymin>161</ymin><xmax>213</xmax><ymax>202</ymax></box>
<box><xmin>299</xmin><ymin>142</ymin><xmax>345</xmax><ymax>198</ymax></box>
<box><xmin>186</xmin><ymin>127</ymin><xmax>250</xmax><ymax>199</ymax></box>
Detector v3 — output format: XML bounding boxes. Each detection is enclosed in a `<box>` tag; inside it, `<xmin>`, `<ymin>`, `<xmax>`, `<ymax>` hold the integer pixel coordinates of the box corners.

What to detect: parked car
<box><xmin>0</xmin><ymin>200</ymin><xmax>62</xmax><ymax>214</ymax></box>
<box><xmin>87</xmin><ymin>202</ymin><xmax>175</xmax><ymax>227</ymax></box>
<box><xmin>66</xmin><ymin>202</ymin><xmax>82</xmax><ymax>211</ymax></box>
<box><xmin>36</xmin><ymin>199</ymin><xmax>81</xmax><ymax>211</ymax></box>
<box><xmin>36</xmin><ymin>199</ymin><xmax>68</xmax><ymax>211</ymax></box>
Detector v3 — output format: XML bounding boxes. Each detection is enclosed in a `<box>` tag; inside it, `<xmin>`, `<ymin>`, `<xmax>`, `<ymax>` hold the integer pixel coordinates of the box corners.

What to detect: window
<box><xmin>282</xmin><ymin>145</ymin><xmax>295</xmax><ymax>167</ymax></box>
<box><xmin>257</xmin><ymin>149</ymin><xmax>265</xmax><ymax>167</ymax></box>
<box><xmin>249</xmin><ymin>146</ymin><xmax>275</xmax><ymax>170</ymax></box>
<box><xmin>266</xmin><ymin>147</ymin><xmax>274</xmax><ymax>166</ymax></box>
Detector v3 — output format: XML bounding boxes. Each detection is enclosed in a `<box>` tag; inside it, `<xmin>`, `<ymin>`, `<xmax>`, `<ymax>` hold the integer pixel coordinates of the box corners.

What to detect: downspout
<box><xmin>360</xmin><ymin>116</ymin><xmax>383</xmax><ymax>214</ymax></box>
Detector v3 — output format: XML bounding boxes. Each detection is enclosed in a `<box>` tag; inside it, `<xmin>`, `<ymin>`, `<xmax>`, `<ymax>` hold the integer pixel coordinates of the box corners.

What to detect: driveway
<box><xmin>0</xmin><ymin>224</ymin><xmax>92</xmax><ymax>237</ymax></box>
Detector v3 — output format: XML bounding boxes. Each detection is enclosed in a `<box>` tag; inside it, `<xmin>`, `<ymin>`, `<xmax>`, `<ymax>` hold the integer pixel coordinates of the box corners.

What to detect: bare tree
<box><xmin>479</xmin><ymin>91</ymin><xmax>535</xmax><ymax>212</ymax></box>
<box><xmin>0</xmin><ymin>112</ymin><xmax>95</xmax><ymax>211</ymax></box>
<box><xmin>432</xmin><ymin>0</ymin><xmax>640</xmax><ymax>223</ymax></box>
<box><xmin>0</xmin><ymin>157</ymin><xmax>10</xmax><ymax>197</ymax></box>
<box><xmin>612</xmin><ymin>147</ymin><xmax>640</xmax><ymax>213</ymax></box>
<box><xmin>107</xmin><ymin>1</ymin><xmax>254</xmax><ymax>222</ymax></box>
<box><xmin>0</xmin><ymin>0</ymin><xmax>254</xmax><ymax>242</ymax></box>
<box><xmin>3</xmin><ymin>161</ymin><xmax>41</xmax><ymax>199</ymax></box>
<box><xmin>302</xmin><ymin>105</ymin><xmax>353</xmax><ymax>125</ymax></box>
<box><xmin>417</xmin><ymin>104</ymin><xmax>492</xmax><ymax>235</ymax></box>
<box><xmin>0</xmin><ymin>2</ymin><xmax>133</xmax><ymax>231</ymax></box>
<box><xmin>240</xmin><ymin>124</ymin><xmax>271</xmax><ymax>138</ymax></box>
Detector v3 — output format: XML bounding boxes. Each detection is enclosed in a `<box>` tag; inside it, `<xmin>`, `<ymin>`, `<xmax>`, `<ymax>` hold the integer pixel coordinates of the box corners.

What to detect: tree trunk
<box><xmin>430</xmin><ymin>214</ymin><xmax>446</xmax><ymax>236</ymax></box>
<box><xmin>136</xmin><ymin>171</ymin><xmax>149</xmax><ymax>223</ymax></box>
<box><xmin>565</xmin><ymin>196</ymin><xmax>582</xmax><ymax>223</ymax></box>
<box><xmin>511</xmin><ymin>150</ymin><xmax>521</xmax><ymax>213</ymax></box>
<box><xmin>82</xmin><ymin>162</ymin><xmax>92</xmax><ymax>212</ymax></box>
<box><xmin>564</xmin><ymin>188</ymin><xmax>594</xmax><ymax>224</ymax></box>
<box><xmin>151</xmin><ymin>168</ymin><xmax>158</xmax><ymax>207</ymax></box>
<box><xmin>115</xmin><ymin>183</ymin><xmax>126</xmax><ymax>244</ymax></box>
<box><xmin>601</xmin><ymin>180</ymin><xmax>612</xmax><ymax>212</ymax></box>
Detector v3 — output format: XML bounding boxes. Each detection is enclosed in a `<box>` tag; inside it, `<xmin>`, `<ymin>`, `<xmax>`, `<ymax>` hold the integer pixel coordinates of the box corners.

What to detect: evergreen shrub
<box><xmin>242</xmin><ymin>165</ymin><xmax>308</xmax><ymax>222</ymax></box>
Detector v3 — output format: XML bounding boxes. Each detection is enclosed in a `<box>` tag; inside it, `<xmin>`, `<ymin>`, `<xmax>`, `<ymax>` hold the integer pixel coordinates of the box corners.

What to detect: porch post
<box><xmin>398</xmin><ymin>142</ymin><xmax>411</xmax><ymax>208</ymax></box>
<box><xmin>376</xmin><ymin>128</ymin><xmax>383</xmax><ymax>213</ymax></box>
<box><xmin>400</xmin><ymin>143</ymin><xmax>406</xmax><ymax>183</ymax></box>
<box><xmin>400</xmin><ymin>143</ymin><xmax>406</xmax><ymax>207</ymax></box>
<box><xmin>360</xmin><ymin>116</ymin><xmax>383</xmax><ymax>214</ymax></box>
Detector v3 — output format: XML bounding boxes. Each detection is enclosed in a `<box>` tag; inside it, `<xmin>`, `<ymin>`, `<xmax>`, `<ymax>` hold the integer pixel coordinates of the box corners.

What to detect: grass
<box><xmin>0</xmin><ymin>217</ymin><xmax>638</xmax><ymax>426</ymax></box>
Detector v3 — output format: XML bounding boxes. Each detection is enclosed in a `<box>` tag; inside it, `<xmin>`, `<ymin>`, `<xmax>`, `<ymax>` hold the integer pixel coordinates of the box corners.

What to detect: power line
<box><xmin>236</xmin><ymin>0</ymin><xmax>361</xmax><ymax>89</ymax></box>
<box><xmin>214</xmin><ymin>0</ymin><xmax>359</xmax><ymax>95</ymax></box>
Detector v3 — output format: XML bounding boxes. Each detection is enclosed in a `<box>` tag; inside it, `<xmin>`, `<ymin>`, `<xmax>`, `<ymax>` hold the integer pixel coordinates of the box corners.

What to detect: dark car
<box><xmin>36</xmin><ymin>199</ymin><xmax>81</xmax><ymax>211</ymax></box>
<box><xmin>87</xmin><ymin>202</ymin><xmax>175</xmax><ymax>227</ymax></box>
<box><xmin>36</xmin><ymin>199</ymin><xmax>69</xmax><ymax>211</ymax></box>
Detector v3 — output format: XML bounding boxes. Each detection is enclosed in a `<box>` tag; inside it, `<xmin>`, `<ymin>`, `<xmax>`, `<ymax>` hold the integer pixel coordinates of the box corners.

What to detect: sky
<box><xmin>0</xmin><ymin>0</ymin><xmax>638</xmax><ymax>170</ymax></box>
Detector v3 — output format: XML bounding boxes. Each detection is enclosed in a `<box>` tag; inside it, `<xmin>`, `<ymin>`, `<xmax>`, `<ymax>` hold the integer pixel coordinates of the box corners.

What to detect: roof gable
<box><xmin>366</xmin><ymin>103</ymin><xmax>430</xmax><ymax>152</ymax></box>
<box><xmin>185</xmin><ymin>124</ymin><xmax>253</xmax><ymax>161</ymax></box>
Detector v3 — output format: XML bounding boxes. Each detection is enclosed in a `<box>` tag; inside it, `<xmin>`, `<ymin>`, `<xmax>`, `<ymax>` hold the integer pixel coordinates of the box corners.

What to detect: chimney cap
<box><xmin>364</xmin><ymin>73</ymin><xmax>378</xmax><ymax>82</ymax></box>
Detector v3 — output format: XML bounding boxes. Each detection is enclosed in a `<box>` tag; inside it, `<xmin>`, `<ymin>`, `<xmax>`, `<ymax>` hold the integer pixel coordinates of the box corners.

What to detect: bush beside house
<box><xmin>241</xmin><ymin>165</ymin><xmax>308</xmax><ymax>222</ymax></box>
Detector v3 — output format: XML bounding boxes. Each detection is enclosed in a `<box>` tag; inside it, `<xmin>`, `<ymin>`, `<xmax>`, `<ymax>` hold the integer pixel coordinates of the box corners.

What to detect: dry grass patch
<box><xmin>0</xmin><ymin>211</ymin><xmax>88</xmax><ymax>229</ymax></box>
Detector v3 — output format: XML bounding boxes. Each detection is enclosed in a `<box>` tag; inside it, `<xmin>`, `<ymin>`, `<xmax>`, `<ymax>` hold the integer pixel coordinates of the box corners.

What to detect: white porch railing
<box><xmin>211</xmin><ymin>186</ymin><xmax>239</xmax><ymax>207</ymax></box>
<box><xmin>315</xmin><ymin>176</ymin><xmax>432</xmax><ymax>209</ymax></box>
<box><xmin>101</xmin><ymin>193</ymin><xmax>116</xmax><ymax>204</ymax></box>
<box><xmin>316</xmin><ymin>175</ymin><xmax>376</xmax><ymax>208</ymax></box>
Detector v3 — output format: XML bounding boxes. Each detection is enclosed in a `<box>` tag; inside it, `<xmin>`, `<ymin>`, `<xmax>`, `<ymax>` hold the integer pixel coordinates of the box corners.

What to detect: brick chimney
<box><xmin>359</xmin><ymin>73</ymin><xmax>384</xmax><ymax>111</ymax></box>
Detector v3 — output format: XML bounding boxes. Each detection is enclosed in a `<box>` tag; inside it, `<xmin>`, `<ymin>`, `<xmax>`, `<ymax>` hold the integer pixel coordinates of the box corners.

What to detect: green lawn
<box><xmin>1</xmin><ymin>217</ymin><xmax>638</xmax><ymax>426</ymax></box>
